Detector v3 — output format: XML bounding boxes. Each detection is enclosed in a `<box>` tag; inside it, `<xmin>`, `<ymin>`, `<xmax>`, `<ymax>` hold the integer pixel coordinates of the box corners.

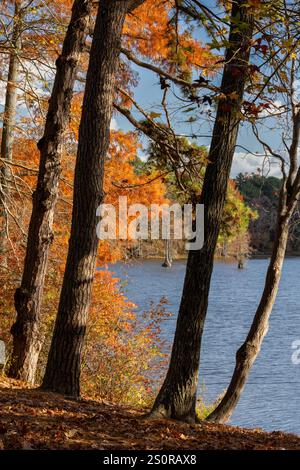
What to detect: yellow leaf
<box><xmin>228</xmin><ymin>91</ymin><xmax>239</xmax><ymax>100</ymax></box>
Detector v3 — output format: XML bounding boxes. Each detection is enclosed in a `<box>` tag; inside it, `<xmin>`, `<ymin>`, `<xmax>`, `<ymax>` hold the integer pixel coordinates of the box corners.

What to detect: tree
<box><xmin>216</xmin><ymin>180</ymin><xmax>256</xmax><ymax>262</ymax></box>
<box><xmin>0</xmin><ymin>1</ymin><xmax>23</xmax><ymax>266</ymax></box>
<box><xmin>41</xmin><ymin>0</ymin><xmax>146</xmax><ymax>397</ymax></box>
<box><xmin>207</xmin><ymin>2</ymin><xmax>300</xmax><ymax>422</ymax></box>
<box><xmin>236</xmin><ymin>173</ymin><xmax>282</xmax><ymax>253</ymax></box>
<box><xmin>150</xmin><ymin>0</ymin><xmax>255</xmax><ymax>423</ymax></box>
<box><xmin>8</xmin><ymin>0</ymin><xmax>93</xmax><ymax>383</ymax></box>
<box><xmin>147</xmin><ymin>139</ymin><xmax>255</xmax><ymax>254</ymax></box>
<box><xmin>4</xmin><ymin>0</ymin><xmax>215</xmax><ymax>385</ymax></box>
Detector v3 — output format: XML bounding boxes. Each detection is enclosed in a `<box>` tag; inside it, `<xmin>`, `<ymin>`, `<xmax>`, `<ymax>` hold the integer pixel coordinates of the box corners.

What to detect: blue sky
<box><xmin>115</xmin><ymin>0</ymin><xmax>285</xmax><ymax>180</ymax></box>
<box><xmin>0</xmin><ymin>55</ymin><xmax>283</xmax><ymax>179</ymax></box>
<box><xmin>115</xmin><ymin>61</ymin><xmax>283</xmax><ymax>179</ymax></box>
<box><xmin>0</xmin><ymin>0</ymin><xmax>285</xmax><ymax>180</ymax></box>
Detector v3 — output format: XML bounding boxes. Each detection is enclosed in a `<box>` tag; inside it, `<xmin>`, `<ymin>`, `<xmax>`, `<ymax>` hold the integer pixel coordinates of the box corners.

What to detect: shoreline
<box><xmin>0</xmin><ymin>377</ymin><xmax>299</xmax><ymax>450</ymax></box>
<box><xmin>124</xmin><ymin>253</ymin><xmax>300</xmax><ymax>263</ymax></box>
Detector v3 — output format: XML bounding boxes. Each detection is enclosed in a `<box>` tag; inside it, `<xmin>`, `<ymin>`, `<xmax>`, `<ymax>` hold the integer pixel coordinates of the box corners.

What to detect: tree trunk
<box><xmin>0</xmin><ymin>0</ymin><xmax>22</xmax><ymax>267</ymax></box>
<box><xmin>41</xmin><ymin>0</ymin><xmax>132</xmax><ymax>397</ymax></box>
<box><xmin>8</xmin><ymin>0</ymin><xmax>92</xmax><ymax>383</ymax></box>
<box><xmin>207</xmin><ymin>209</ymin><xmax>292</xmax><ymax>423</ymax></box>
<box><xmin>150</xmin><ymin>0</ymin><xmax>254</xmax><ymax>422</ymax></box>
<box><xmin>162</xmin><ymin>239</ymin><xmax>172</xmax><ymax>267</ymax></box>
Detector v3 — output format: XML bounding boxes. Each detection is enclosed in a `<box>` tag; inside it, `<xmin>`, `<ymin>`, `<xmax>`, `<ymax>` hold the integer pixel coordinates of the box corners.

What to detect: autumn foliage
<box><xmin>0</xmin><ymin>0</ymin><xmax>253</xmax><ymax>408</ymax></box>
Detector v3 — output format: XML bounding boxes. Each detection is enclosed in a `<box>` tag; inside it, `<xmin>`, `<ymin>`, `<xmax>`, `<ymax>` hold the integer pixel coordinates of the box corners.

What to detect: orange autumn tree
<box><xmin>69</xmin><ymin>124</ymin><xmax>169</xmax><ymax>403</ymax></box>
<box><xmin>0</xmin><ymin>0</ymin><xmax>88</xmax><ymax>340</ymax></box>
<box><xmin>123</xmin><ymin>0</ymin><xmax>215</xmax><ymax>75</ymax></box>
<box><xmin>2</xmin><ymin>0</ymin><xmax>216</xmax><ymax>392</ymax></box>
<box><xmin>0</xmin><ymin>119</ymin><xmax>169</xmax><ymax>405</ymax></box>
<box><xmin>69</xmin><ymin>94</ymin><xmax>168</xmax><ymax>263</ymax></box>
<box><xmin>44</xmin><ymin>128</ymin><xmax>169</xmax><ymax>405</ymax></box>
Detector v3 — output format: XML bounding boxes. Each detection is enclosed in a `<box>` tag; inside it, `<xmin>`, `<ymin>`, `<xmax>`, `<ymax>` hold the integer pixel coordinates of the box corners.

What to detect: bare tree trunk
<box><xmin>162</xmin><ymin>239</ymin><xmax>172</xmax><ymax>267</ymax></box>
<box><xmin>150</xmin><ymin>0</ymin><xmax>254</xmax><ymax>423</ymax></box>
<box><xmin>8</xmin><ymin>0</ymin><xmax>92</xmax><ymax>383</ymax></box>
<box><xmin>0</xmin><ymin>0</ymin><xmax>22</xmax><ymax>267</ymax></box>
<box><xmin>206</xmin><ymin>105</ymin><xmax>300</xmax><ymax>422</ymax></box>
<box><xmin>41</xmin><ymin>0</ymin><xmax>139</xmax><ymax>398</ymax></box>
<box><xmin>207</xmin><ymin>207</ymin><xmax>293</xmax><ymax>423</ymax></box>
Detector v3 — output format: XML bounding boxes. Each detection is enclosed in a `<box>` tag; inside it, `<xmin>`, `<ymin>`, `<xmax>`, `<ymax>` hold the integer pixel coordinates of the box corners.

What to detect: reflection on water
<box><xmin>106</xmin><ymin>258</ymin><xmax>300</xmax><ymax>435</ymax></box>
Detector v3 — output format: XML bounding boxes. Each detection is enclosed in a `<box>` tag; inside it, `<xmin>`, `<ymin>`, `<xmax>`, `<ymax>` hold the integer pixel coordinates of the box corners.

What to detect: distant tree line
<box><xmin>236</xmin><ymin>172</ymin><xmax>300</xmax><ymax>254</ymax></box>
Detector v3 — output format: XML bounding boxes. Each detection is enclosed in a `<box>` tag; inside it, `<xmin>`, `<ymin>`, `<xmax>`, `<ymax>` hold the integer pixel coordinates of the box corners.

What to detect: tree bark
<box><xmin>8</xmin><ymin>0</ymin><xmax>92</xmax><ymax>383</ymax></box>
<box><xmin>206</xmin><ymin>206</ymin><xmax>293</xmax><ymax>423</ymax></box>
<box><xmin>150</xmin><ymin>0</ymin><xmax>254</xmax><ymax>422</ymax></box>
<box><xmin>41</xmin><ymin>0</ymin><xmax>138</xmax><ymax>397</ymax></box>
<box><xmin>0</xmin><ymin>0</ymin><xmax>22</xmax><ymax>267</ymax></box>
<box><xmin>162</xmin><ymin>239</ymin><xmax>172</xmax><ymax>267</ymax></box>
<box><xmin>206</xmin><ymin>105</ymin><xmax>300</xmax><ymax>423</ymax></box>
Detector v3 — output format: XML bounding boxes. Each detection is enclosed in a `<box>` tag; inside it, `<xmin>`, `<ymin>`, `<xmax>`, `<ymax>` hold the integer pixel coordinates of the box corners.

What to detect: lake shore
<box><xmin>0</xmin><ymin>377</ymin><xmax>299</xmax><ymax>450</ymax></box>
<box><xmin>108</xmin><ymin>258</ymin><xmax>300</xmax><ymax>434</ymax></box>
<box><xmin>135</xmin><ymin>252</ymin><xmax>300</xmax><ymax>262</ymax></box>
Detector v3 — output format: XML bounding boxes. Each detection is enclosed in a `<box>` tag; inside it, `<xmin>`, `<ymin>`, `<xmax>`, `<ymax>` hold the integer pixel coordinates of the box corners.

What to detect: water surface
<box><xmin>107</xmin><ymin>258</ymin><xmax>300</xmax><ymax>435</ymax></box>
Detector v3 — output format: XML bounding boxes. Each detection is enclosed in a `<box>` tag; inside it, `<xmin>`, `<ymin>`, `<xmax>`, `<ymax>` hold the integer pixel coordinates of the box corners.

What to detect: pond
<box><xmin>107</xmin><ymin>258</ymin><xmax>300</xmax><ymax>435</ymax></box>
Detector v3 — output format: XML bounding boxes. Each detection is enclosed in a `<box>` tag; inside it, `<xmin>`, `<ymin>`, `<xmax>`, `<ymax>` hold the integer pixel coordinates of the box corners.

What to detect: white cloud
<box><xmin>231</xmin><ymin>151</ymin><xmax>283</xmax><ymax>178</ymax></box>
<box><xmin>110</xmin><ymin>117</ymin><xmax>118</xmax><ymax>130</ymax></box>
<box><xmin>259</xmin><ymin>100</ymin><xmax>283</xmax><ymax>118</ymax></box>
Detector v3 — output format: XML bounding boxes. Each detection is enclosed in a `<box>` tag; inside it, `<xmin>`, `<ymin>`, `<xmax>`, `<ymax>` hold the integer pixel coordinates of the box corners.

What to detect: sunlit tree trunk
<box><xmin>8</xmin><ymin>0</ymin><xmax>92</xmax><ymax>383</ymax></box>
<box><xmin>150</xmin><ymin>0</ymin><xmax>254</xmax><ymax>423</ymax></box>
<box><xmin>41</xmin><ymin>0</ymin><xmax>145</xmax><ymax>397</ymax></box>
<box><xmin>0</xmin><ymin>0</ymin><xmax>22</xmax><ymax>268</ymax></box>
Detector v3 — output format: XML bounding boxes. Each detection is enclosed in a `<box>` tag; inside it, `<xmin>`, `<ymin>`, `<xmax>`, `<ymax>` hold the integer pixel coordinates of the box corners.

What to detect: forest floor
<box><xmin>0</xmin><ymin>377</ymin><xmax>299</xmax><ymax>450</ymax></box>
